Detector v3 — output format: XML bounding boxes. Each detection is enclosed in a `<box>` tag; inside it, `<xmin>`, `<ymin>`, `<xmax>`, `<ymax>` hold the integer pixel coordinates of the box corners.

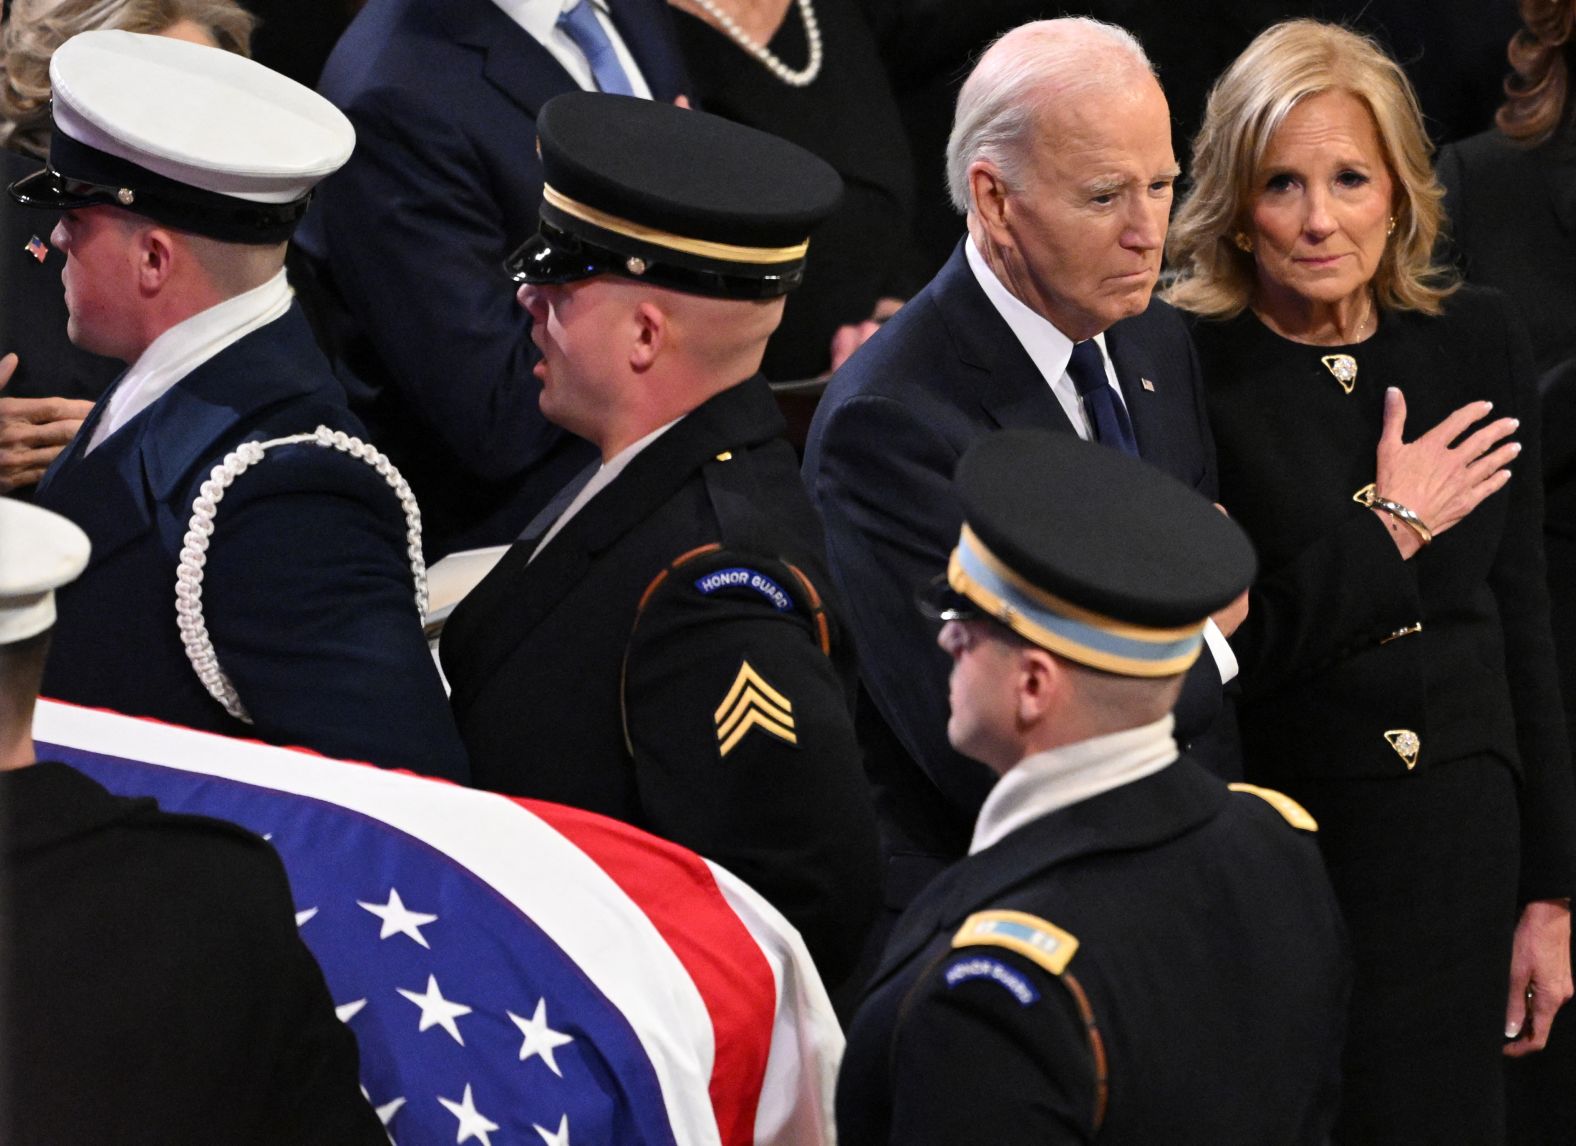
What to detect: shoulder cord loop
<box><xmin>174</xmin><ymin>425</ymin><xmax>427</xmax><ymax>723</ymax></box>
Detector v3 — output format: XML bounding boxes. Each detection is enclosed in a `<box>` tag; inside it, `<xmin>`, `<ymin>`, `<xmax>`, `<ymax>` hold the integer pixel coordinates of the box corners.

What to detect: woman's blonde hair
<box><xmin>1</xmin><ymin>0</ymin><xmax>255</xmax><ymax>157</ymax></box>
<box><xmin>1166</xmin><ymin>19</ymin><xmax>1456</xmax><ymax>319</ymax></box>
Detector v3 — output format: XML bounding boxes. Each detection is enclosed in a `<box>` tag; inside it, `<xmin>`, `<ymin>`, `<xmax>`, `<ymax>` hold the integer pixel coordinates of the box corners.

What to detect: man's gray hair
<box><xmin>945</xmin><ymin>18</ymin><xmax>1156</xmax><ymax>214</ymax></box>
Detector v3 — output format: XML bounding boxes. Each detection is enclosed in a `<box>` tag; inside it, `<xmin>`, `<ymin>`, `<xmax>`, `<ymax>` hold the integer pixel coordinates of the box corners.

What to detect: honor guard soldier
<box><xmin>836</xmin><ymin>430</ymin><xmax>1352</xmax><ymax>1144</ymax></box>
<box><xmin>0</xmin><ymin>499</ymin><xmax>386</xmax><ymax>1145</ymax></box>
<box><xmin>438</xmin><ymin>93</ymin><xmax>880</xmax><ymax>989</ymax></box>
<box><xmin>8</xmin><ymin>31</ymin><xmax>467</xmax><ymax>780</ymax></box>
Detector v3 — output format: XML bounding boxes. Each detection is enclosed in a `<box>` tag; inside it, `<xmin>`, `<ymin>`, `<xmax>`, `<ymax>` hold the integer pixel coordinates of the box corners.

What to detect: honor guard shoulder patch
<box><xmin>942</xmin><ymin>955</ymin><xmax>1041</xmax><ymax>1005</ymax></box>
<box><xmin>693</xmin><ymin>566</ymin><xmax>794</xmax><ymax>611</ymax></box>
<box><xmin>714</xmin><ymin>660</ymin><xmax>797</xmax><ymax>756</ymax></box>
<box><xmin>1228</xmin><ymin>783</ymin><xmax>1319</xmax><ymax>831</ymax></box>
<box><xmin>951</xmin><ymin>910</ymin><xmax>1078</xmax><ymax>976</ymax></box>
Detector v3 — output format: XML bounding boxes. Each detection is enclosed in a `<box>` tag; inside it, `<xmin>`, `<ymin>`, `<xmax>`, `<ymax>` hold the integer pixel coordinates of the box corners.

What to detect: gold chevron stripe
<box><xmin>715</xmin><ymin>661</ymin><xmax>797</xmax><ymax>756</ymax></box>
<box><xmin>717</xmin><ymin>685</ymin><xmax>793</xmax><ymax>741</ymax></box>
<box><xmin>714</xmin><ymin>661</ymin><xmax>792</xmax><ymax>723</ymax></box>
<box><xmin>719</xmin><ymin>710</ymin><xmax>798</xmax><ymax>757</ymax></box>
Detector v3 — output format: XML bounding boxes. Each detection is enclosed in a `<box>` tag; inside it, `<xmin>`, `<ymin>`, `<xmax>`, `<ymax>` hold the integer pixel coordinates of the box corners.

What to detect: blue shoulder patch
<box><xmin>693</xmin><ymin>567</ymin><xmax>793</xmax><ymax>611</ymax></box>
<box><xmin>942</xmin><ymin>955</ymin><xmax>1041</xmax><ymax>1006</ymax></box>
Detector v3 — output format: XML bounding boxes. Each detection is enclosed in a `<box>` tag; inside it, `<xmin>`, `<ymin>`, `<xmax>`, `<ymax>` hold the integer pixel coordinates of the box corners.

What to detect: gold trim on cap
<box><xmin>947</xmin><ymin>550</ymin><xmax>1204</xmax><ymax>677</ymax></box>
<box><xmin>959</xmin><ymin>524</ymin><xmax>1207</xmax><ymax>642</ymax></box>
<box><xmin>542</xmin><ymin>184</ymin><xmax>809</xmax><ymax>265</ymax></box>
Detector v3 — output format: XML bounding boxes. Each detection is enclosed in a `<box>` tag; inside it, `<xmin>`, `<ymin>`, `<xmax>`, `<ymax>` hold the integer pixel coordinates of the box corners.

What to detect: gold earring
<box><xmin>1233</xmin><ymin>231</ymin><xmax>1254</xmax><ymax>253</ymax></box>
<box><xmin>1386</xmin><ymin>216</ymin><xmax>1396</xmax><ymax>237</ymax></box>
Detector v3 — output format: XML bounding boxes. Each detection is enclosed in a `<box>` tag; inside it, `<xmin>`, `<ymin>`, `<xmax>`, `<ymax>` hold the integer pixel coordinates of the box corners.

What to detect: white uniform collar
<box><xmin>969</xmin><ymin>714</ymin><xmax>1179</xmax><ymax>855</ymax></box>
<box><xmin>85</xmin><ymin>269</ymin><xmax>293</xmax><ymax>453</ymax></box>
<box><xmin>529</xmin><ymin>415</ymin><xmax>681</xmax><ymax>560</ymax></box>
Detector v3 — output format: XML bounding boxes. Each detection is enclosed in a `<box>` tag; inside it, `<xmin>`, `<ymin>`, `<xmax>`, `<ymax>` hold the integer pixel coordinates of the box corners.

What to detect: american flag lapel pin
<box><xmin>25</xmin><ymin>235</ymin><xmax>48</xmax><ymax>263</ymax></box>
<box><xmin>1141</xmin><ymin>377</ymin><xmax>1156</xmax><ymax>392</ymax></box>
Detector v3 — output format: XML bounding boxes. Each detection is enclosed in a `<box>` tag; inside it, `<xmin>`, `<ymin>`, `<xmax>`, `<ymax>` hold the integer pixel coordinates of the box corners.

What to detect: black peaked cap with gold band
<box><xmin>921</xmin><ymin>430</ymin><xmax>1258</xmax><ymax>677</ymax></box>
<box><xmin>7</xmin><ymin>30</ymin><xmax>354</xmax><ymax>244</ymax></box>
<box><xmin>506</xmin><ymin>92</ymin><xmax>842</xmax><ymax>299</ymax></box>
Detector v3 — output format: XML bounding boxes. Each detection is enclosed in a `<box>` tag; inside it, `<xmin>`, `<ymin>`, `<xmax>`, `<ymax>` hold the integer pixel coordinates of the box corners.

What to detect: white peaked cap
<box><xmin>49</xmin><ymin>29</ymin><xmax>354</xmax><ymax>204</ymax></box>
<box><xmin>0</xmin><ymin>500</ymin><xmax>91</xmax><ymax>645</ymax></box>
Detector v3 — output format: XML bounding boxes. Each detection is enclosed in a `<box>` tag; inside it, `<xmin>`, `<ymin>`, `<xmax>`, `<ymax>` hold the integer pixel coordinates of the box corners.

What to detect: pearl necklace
<box><xmin>687</xmin><ymin>0</ymin><xmax>823</xmax><ymax>87</ymax></box>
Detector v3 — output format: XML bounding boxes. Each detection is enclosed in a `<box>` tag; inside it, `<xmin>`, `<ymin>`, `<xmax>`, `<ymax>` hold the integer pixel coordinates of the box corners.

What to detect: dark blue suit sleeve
<box><xmin>203</xmin><ymin>445</ymin><xmax>471</xmax><ymax>781</ymax></box>
<box><xmin>313</xmin><ymin>83</ymin><xmax>561</xmax><ymax>484</ymax></box>
<box><xmin>809</xmin><ymin>391</ymin><xmax>998</xmax><ymax>820</ymax></box>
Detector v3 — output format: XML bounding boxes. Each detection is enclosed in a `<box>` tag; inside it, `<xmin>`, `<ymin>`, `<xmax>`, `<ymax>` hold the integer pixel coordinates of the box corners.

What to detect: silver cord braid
<box><xmin>175</xmin><ymin>426</ymin><xmax>426</xmax><ymax>723</ymax></box>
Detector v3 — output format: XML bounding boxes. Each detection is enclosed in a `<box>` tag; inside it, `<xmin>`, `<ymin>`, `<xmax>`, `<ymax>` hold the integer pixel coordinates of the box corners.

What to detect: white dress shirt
<box><xmin>970</xmin><ymin>715</ymin><xmax>1179</xmax><ymax>855</ymax></box>
<box><xmin>964</xmin><ymin>235</ymin><xmax>1126</xmax><ymax>438</ymax></box>
<box><xmin>963</xmin><ymin>235</ymin><xmax>1239</xmax><ymax>684</ymax></box>
<box><xmin>491</xmin><ymin>0</ymin><xmax>654</xmax><ymax>99</ymax></box>
<box><xmin>530</xmin><ymin>416</ymin><xmax>680</xmax><ymax>560</ymax></box>
<box><xmin>86</xmin><ymin>269</ymin><xmax>293</xmax><ymax>453</ymax></box>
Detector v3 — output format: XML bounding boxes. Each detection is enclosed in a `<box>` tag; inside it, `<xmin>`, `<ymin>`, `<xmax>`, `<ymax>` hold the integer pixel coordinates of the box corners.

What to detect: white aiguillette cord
<box><xmin>175</xmin><ymin>426</ymin><xmax>427</xmax><ymax>723</ymax></box>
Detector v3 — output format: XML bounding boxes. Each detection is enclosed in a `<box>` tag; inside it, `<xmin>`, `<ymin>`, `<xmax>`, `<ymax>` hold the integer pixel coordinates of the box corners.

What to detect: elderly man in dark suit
<box><xmin>803</xmin><ymin>16</ymin><xmax>1243</xmax><ymax>924</ymax></box>
<box><xmin>296</xmin><ymin>0</ymin><xmax>688</xmax><ymax>558</ymax></box>
<box><xmin>11</xmin><ymin>31</ymin><xmax>466</xmax><ymax>780</ymax></box>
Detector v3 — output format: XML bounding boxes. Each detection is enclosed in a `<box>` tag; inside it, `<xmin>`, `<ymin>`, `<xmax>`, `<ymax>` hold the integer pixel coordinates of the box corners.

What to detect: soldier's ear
<box><xmin>629</xmin><ymin>300</ymin><xmax>665</xmax><ymax>372</ymax></box>
<box><xmin>134</xmin><ymin>224</ymin><xmax>179</xmax><ymax>295</ymax></box>
<box><xmin>1015</xmin><ymin>647</ymin><xmax>1060</xmax><ymax>726</ymax></box>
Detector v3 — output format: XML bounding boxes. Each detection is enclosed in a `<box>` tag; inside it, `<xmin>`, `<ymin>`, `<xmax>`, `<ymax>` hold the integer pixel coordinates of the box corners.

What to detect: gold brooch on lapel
<box><xmin>1321</xmin><ymin>354</ymin><xmax>1358</xmax><ymax>394</ymax></box>
<box><xmin>1384</xmin><ymin>729</ymin><xmax>1420</xmax><ymax>769</ymax></box>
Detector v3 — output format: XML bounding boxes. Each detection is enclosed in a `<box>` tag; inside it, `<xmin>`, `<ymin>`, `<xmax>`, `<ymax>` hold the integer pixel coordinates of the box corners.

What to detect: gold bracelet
<box><xmin>1352</xmin><ymin>484</ymin><xmax>1432</xmax><ymax>545</ymax></box>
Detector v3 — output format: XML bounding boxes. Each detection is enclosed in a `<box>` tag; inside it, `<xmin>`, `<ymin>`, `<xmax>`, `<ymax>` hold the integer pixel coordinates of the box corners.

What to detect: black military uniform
<box><xmin>2</xmin><ymin>762</ymin><xmax>385</xmax><ymax>1145</ymax></box>
<box><xmin>837</xmin><ymin>761</ymin><xmax>1350</xmax><ymax>1144</ymax></box>
<box><xmin>438</xmin><ymin>94</ymin><xmax>880</xmax><ymax>986</ymax></box>
<box><xmin>835</xmin><ymin>431</ymin><xmax>1351</xmax><ymax>1143</ymax></box>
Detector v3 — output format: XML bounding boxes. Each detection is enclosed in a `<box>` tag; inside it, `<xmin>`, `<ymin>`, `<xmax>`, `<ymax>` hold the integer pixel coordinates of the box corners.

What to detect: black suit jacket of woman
<box><xmin>1193</xmin><ymin>285</ymin><xmax>1576</xmax><ymax>901</ymax></box>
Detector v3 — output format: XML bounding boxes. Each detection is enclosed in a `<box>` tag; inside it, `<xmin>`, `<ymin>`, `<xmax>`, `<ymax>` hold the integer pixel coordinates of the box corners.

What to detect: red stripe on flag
<box><xmin>522</xmin><ymin>798</ymin><xmax>774</xmax><ymax>1146</ymax></box>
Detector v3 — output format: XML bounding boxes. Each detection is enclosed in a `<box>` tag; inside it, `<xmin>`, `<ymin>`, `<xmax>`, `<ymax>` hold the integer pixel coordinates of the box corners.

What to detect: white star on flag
<box><xmin>508</xmin><ymin>998</ymin><xmax>575</xmax><ymax>1077</ymax></box>
<box><xmin>294</xmin><ymin>906</ymin><xmax>318</xmax><ymax>927</ymax></box>
<box><xmin>534</xmin><ymin>1113</ymin><xmax>571</xmax><ymax>1146</ymax></box>
<box><xmin>361</xmin><ymin>1086</ymin><xmax>405</xmax><ymax>1143</ymax></box>
<box><xmin>358</xmin><ymin>887</ymin><xmax>439</xmax><ymax>948</ymax></box>
<box><xmin>335</xmin><ymin>998</ymin><xmax>367</xmax><ymax>1024</ymax></box>
<box><xmin>397</xmin><ymin>974</ymin><xmax>472</xmax><ymax>1045</ymax></box>
<box><xmin>375</xmin><ymin>1095</ymin><xmax>406</xmax><ymax>1127</ymax></box>
<box><xmin>438</xmin><ymin>1084</ymin><xmax>499</xmax><ymax>1146</ymax></box>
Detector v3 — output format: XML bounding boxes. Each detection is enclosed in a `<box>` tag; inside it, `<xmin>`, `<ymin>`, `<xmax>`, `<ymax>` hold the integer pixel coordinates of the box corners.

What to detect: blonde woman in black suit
<box><xmin>1168</xmin><ymin>19</ymin><xmax>1575</xmax><ymax>1145</ymax></box>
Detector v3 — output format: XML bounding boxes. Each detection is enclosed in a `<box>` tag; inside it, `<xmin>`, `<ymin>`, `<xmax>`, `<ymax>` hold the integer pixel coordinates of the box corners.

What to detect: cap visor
<box><xmin>8</xmin><ymin>167</ymin><xmax>103</xmax><ymax>210</ymax></box>
<box><xmin>914</xmin><ymin>574</ymin><xmax>982</xmax><ymax>622</ymax></box>
<box><xmin>504</xmin><ymin>232</ymin><xmax>611</xmax><ymax>284</ymax></box>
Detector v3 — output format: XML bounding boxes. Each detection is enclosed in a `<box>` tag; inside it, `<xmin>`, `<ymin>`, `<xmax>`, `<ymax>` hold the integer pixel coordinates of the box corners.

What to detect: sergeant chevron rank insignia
<box><xmin>715</xmin><ymin>661</ymin><xmax>797</xmax><ymax>757</ymax></box>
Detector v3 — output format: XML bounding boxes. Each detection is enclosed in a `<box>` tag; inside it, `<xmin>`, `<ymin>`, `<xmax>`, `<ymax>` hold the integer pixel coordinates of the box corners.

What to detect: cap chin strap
<box><xmin>175</xmin><ymin>426</ymin><xmax>426</xmax><ymax>723</ymax></box>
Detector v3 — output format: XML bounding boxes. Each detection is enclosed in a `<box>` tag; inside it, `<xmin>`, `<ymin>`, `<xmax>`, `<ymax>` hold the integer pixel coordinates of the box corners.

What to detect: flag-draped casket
<box><xmin>32</xmin><ymin>701</ymin><xmax>842</xmax><ymax>1145</ymax></box>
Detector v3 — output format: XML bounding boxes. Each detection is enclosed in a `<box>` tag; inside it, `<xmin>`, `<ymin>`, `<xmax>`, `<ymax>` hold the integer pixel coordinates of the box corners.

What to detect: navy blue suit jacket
<box><xmin>296</xmin><ymin>0</ymin><xmax>688</xmax><ymax>557</ymax></box>
<box><xmin>803</xmin><ymin>244</ymin><xmax>1225</xmax><ymax>894</ymax></box>
<box><xmin>34</xmin><ymin>307</ymin><xmax>468</xmax><ymax>781</ymax></box>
